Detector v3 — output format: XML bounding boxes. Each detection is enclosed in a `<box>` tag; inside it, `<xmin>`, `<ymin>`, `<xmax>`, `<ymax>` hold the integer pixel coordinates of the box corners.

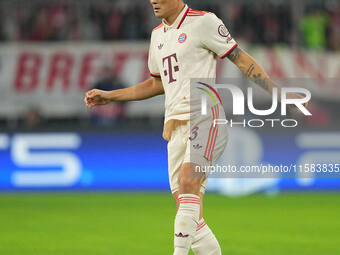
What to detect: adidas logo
<box><xmin>158</xmin><ymin>43</ymin><xmax>164</xmax><ymax>50</ymax></box>
<box><xmin>175</xmin><ymin>232</ymin><xmax>189</xmax><ymax>238</ymax></box>
<box><xmin>193</xmin><ymin>144</ymin><xmax>202</xmax><ymax>150</ymax></box>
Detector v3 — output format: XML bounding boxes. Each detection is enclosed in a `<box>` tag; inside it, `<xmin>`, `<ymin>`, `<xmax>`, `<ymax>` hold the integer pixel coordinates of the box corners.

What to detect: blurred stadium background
<box><xmin>0</xmin><ymin>0</ymin><xmax>340</xmax><ymax>254</ymax></box>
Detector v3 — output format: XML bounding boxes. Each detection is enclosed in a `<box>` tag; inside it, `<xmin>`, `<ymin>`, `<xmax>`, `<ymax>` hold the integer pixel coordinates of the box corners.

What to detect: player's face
<box><xmin>149</xmin><ymin>0</ymin><xmax>182</xmax><ymax>19</ymax></box>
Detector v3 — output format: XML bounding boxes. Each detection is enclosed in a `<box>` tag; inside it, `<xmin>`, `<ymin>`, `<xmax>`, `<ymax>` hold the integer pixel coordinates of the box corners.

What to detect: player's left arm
<box><xmin>227</xmin><ymin>46</ymin><xmax>307</xmax><ymax>107</ymax></box>
<box><xmin>227</xmin><ymin>46</ymin><xmax>282</xmax><ymax>98</ymax></box>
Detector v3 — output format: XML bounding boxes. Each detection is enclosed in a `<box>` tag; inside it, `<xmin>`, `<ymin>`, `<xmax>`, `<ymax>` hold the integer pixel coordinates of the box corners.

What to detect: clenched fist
<box><xmin>84</xmin><ymin>89</ymin><xmax>112</xmax><ymax>108</ymax></box>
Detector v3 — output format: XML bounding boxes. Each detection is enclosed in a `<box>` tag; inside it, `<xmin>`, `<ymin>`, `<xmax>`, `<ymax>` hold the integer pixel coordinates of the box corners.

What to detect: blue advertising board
<box><xmin>0</xmin><ymin>129</ymin><xmax>339</xmax><ymax>193</ymax></box>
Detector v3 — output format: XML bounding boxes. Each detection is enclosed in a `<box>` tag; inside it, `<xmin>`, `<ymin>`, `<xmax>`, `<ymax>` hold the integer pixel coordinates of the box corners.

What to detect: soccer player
<box><xmin>84</xmin><ymin>1</ymin><xmax>305</xmax><ymax>254</ymax></box>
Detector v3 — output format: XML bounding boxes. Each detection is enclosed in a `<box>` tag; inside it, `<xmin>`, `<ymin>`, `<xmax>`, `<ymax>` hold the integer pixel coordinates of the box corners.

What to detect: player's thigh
<box><xmin>180</xmin><ymin>107</ymin><xmax>227</xmax><ymax>194</ymax></box>
<box><xmin>167</xmin><ymin>124</ymin><xmax>188</xmax><ymax>194</ymax></box>
<box><xmin>178</xmin><ymin>162</ymin><xmax>206</xmax><ymax>193</ymax></box>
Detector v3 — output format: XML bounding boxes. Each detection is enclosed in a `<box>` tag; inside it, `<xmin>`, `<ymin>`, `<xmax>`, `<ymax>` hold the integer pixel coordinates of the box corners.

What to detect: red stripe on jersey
<box><xmin>187</xmin><ymin>13</ymin><xmax>207</xmax><ymax>15</ymax></box>
<box><xmin>209</xmin><ymin>128</ymin><xmax>219</xmax><ymax>161</ymax></box>
<box><xmin>204</xmin><ymin>106</ymin><xmax>216</xmax><ymax>159</ymax></box>
<box><xmin>188</xmin><ymin>11</ymin><xmax>206</xmax><ymax>14</ymax></box>
<box><xmin>220</xmin><ymin>43</ymin><xmax>238</xmax><ymax>59</ymax></box>
<box><xmin>197</xmin><ymin>222</ymin><xmax>205</xmax><ymax>228</ymax></box>
<box><xmin>211</xmin><ymin>105</ymin><xmax>220</xmax><ymax>158</ymax></box>
<box><xmin>189</xmin><ymin>9</ymin><xmax>209</xmax><ymax>13</ymax></box>
<box><xmin>207</xmin><ymin>105</ymin><xmax>219</xmax><ymax>160</ymax></box>
<box><xmin>187</xmin><ymin>10</ymin><xmax>208</xmax><ymax>16</ymax></box>
<box><xmin>150</xmin><ymin>73</ymin><xmax>161</xmax><ymax>78</ymax></box>
<box><xmin>207</xmin><ymin>105</ymin><xmax>218</xmax><ymax>160</ymax></box>
<box><xmin>177</xmin><ymin>7</ymin><xmax>190</xmax><ymax>29</ymax></box>
<box><xmin>196</xmin><ymin>222</ymin><xmax>207</xmax><ymax>231</ymax></box>
<box><xmin>152</xmin><ymin>23</ymin><xmax>163</xmax><ymax>31</ymax></box>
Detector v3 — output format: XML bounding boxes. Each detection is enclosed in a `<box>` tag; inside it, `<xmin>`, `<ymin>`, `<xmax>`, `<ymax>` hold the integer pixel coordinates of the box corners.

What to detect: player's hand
<box><xmin>84</xmin><ymin>89</ymin><xmax>111</xmax><ymax>108</ymax></box>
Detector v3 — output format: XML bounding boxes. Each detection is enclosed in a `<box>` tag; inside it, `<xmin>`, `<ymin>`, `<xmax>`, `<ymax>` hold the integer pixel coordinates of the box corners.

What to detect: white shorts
<box><xmin>167</xmin><ymin>103</ymin><xmax>228</xmax><ymax>194</ymax></box>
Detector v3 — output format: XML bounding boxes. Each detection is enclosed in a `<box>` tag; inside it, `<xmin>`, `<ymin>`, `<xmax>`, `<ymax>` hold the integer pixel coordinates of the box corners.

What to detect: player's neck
<box><xmin>163</xmin><ymin>3</ymin><xmax>185</xmax><ymax>26</ymax></box>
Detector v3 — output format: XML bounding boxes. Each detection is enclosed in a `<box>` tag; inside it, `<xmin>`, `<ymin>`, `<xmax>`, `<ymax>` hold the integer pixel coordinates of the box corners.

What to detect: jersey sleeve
<box><xmin>148</xmin><ymin>33</ymin><xmax>161</xmax><ymax>78</ymax></box>
<box><xmin>200</xmin><ymin>13</ymin><xmax>238</xmax><ymax>59</ymax></box>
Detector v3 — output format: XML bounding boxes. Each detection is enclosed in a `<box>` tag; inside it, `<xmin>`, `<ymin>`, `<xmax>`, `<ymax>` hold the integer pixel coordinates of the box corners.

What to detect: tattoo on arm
<box><xmin>226</xmin><ymin>47</ymin><xmax>274</xmax><ymax>95</ymax></box>
<box><xmin>246</xmin><ymin>64</ymin><xmax>255</xmax><ymax>77</ymax></box>
<box><xmin>252</xmin><ymin>73</ymin><xmax>269</xmax><ymax>92</ymax></box>
<box><xmin>227</xmin><ymin>47</ymin><xmax>241</xmax><ymax>62</ymax></box>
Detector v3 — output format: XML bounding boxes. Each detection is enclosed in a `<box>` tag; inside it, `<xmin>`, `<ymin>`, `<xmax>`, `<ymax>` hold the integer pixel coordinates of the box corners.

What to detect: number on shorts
<box><xmin>189</xmin><ymin>126</ymin><xmax>199</xmax><ymax>141</ymax></box>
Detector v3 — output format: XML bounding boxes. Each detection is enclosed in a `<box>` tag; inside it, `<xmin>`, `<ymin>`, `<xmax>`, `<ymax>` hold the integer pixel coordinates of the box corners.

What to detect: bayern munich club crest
<box><xmin>178</xmin><ymin>33</ymin><xmax>187</xmax><ymax>43</ymax></box>
<box><xmin>218</xmin><ymin>24</ymin><xmax>229</xmax><ymax>37</ymax></box>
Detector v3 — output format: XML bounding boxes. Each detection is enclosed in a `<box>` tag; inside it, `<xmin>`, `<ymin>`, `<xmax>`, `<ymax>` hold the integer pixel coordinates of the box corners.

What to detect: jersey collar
<box><xmin>162</xmin><ymin>5</ymin><xmax>189</xmax><ymax>31</ymax></box>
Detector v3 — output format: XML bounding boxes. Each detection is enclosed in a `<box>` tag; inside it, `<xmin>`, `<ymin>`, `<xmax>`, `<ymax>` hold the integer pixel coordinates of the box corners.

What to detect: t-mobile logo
<box><xmin>162</xmin><ymin>53</ymin><xmax>179</xmax><ymax>84</ymax></box>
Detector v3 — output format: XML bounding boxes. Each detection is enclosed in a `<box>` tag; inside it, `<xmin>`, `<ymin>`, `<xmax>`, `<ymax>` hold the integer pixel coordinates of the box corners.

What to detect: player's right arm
<box><xmin>84</xmin><ymin>77</ymin><xmax>164</xmax><ymax>108</ymax></box>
